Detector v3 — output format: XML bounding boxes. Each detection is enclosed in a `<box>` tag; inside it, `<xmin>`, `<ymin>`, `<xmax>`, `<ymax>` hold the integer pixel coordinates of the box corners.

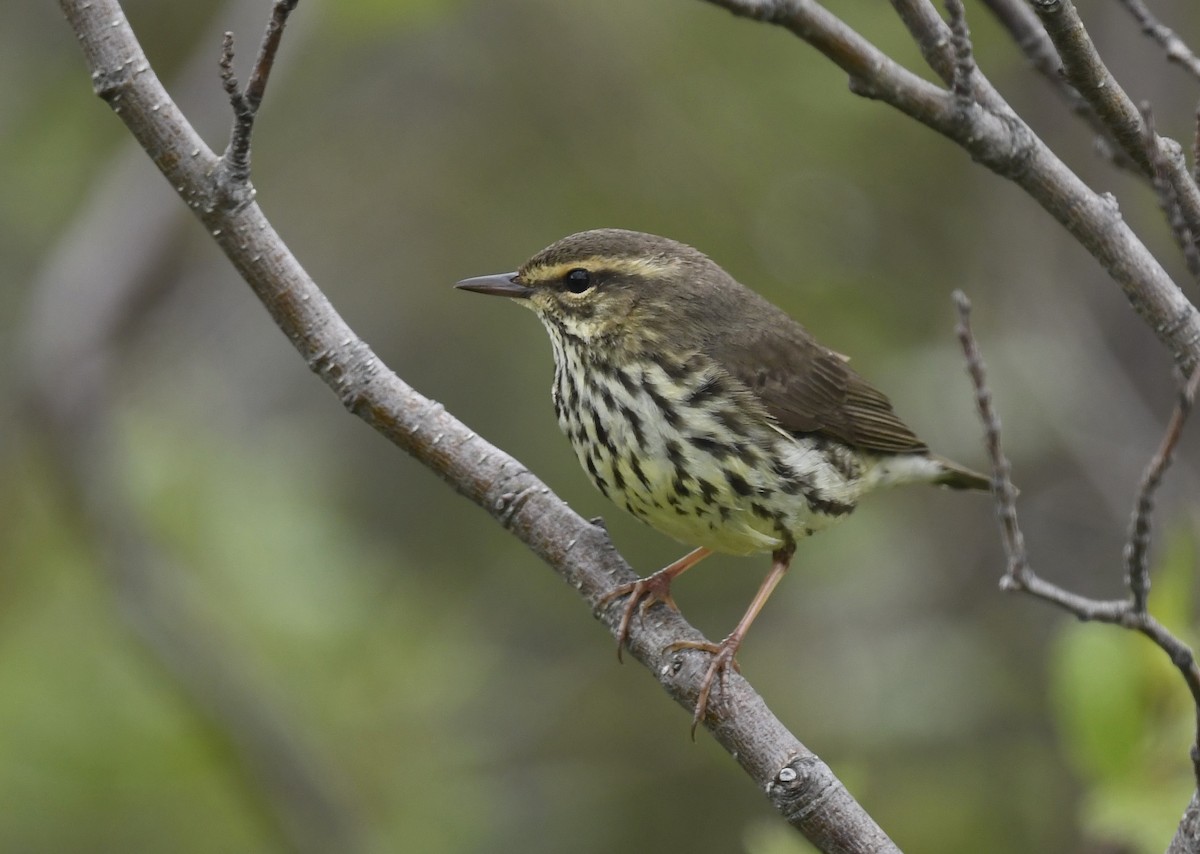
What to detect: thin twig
<box><xmin>1029</xmin><ymin>0</ymin><xmax>1200</xmax><ymax>246</ymax></box>
<box><xmin>1116</xmin><ymin>0</ymin><xmax>1200</xmax><ymax>83</ymax></box>
<box><xmin>953</xmin><ymin>291</ymin><xmax>1027</xmax><ymax>585</ymax></box>
<box><xmin>1030</xmin><ymin>0</ymin><xmax>1150</xmax><ymax>173</ymax></box>
<box><xmin>954</xmin><ymin>291</ymin><xmax>1200</xmax><ymax>789</ymax></box>
<box><xmin>1140</xmin><ymin>102</ymin><xmax>1200</xmax><ymax>285</ymax></box>
<box><xmin>220</xmin><ymin>0</ymin><xmax>298</xmax><ymax>190</ymax></box>
<box><xmin>979</xmin><ymin>0</ymin><xmax>1136</xmax><ymax>169</ymax></box>
<box><xmin>1138</xmin><ymin>615</ymin><xmax>1200</xmax><ymax>790</ymax></box>
<box><xmin>245</xmin><ymin>0</ymin><xmax>297</xmax><ymax>108</ymax></box>
<box><xmin>219</xmin><ymin>32</ymin><xmax>239</xmax><ymax>100</ymax></box>
<box><xmin>944</xmin><ymin>0</ymin><xmax>975</xmax><ymax>105</ymax></box>
<box><xmin>1195</xmin><ymin>99</ymin><xmax>1200</xmax><ymax>188</ymax></box>
<box><xmin>888</xmin><ymin>1</ymin><xmax>957</xmax><ymax>88</ymax></box>
<box><xmin>887</xmin><ymin>0</ymin><xmax>1005</xmax><ymax>115</ymax></box>
<box><xmin>702</xmin><ymin>0</ymin><xmax>1200</xmax><ymax>374</ymax></box>
<box><xmin>1124</xmin><ymin>366</ymin><xmax>1200</xmax><ymax>613</ymax></box>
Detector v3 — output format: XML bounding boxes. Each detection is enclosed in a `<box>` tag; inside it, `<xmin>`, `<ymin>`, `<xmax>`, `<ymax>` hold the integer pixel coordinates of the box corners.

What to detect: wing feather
<box><xmin>704</xmin><ymin>306</ymin><xmax>928</xmax><ymax>454</ymax></box>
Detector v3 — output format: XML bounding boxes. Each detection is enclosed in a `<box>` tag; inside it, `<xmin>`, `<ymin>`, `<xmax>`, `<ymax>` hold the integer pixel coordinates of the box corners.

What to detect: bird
<box><xmin>456</xmin><ymin>228</ymin><xmax>988</xmax><ymax>734</ymax></box>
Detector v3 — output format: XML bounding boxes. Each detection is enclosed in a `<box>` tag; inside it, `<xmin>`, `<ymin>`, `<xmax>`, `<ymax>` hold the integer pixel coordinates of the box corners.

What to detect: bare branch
<box><xmin>888</xmin><ymin>0</ymin><xmax>956</xmax><ymax>88</ymax></box>
<box><xmin>1141</xmin><ymin>102</ymin><xmax>1200</xmax><ymax>290</ymax></box>
<box><xmin>1195</xmin><ymin>100</ymin><xmax>1200</xmax><ymax>188</ymax></box>
<box><xmin>57</xmin><ymin>1</ymin><xmax>900</xmax><ymax>849</ymax></box>
<box><xmin>218</xmin><ymin>0</ymin><xmax>298</xmax><ymax>197</ymax></box>
<box><xmin>955</xmin><ymin>292</ymin><xmax>1200</xmax><ymax>791</ymax></box>
<box><xmin>944</xmin><ymin>0</ymin><xmax>975</xmax><ymax>105</ymax></box>
<box><xmin>1169</xmin><ymin>792</ymin><xmax>1200</xmax><ymax>854</ymax></box>
<box><xmin>1029</xmin><ymin>0</ymin><xmax>1200</xmax><ymax>246</ymax></box>
<box><xmin>980</xmin><ymin>0</ymin><xmax>1136</xmax><ymax>168</ymax></box>
<box><xmin>1117</xmin><ymin>0</ymin><xmax>1200</xmax><ymax>83</ymax></box>
<box><xmin>1124</xmin><ymin>366</ymin><xmax>1200</xmax><ymax>613</ymax></box>
<box><xmin>976</xmin><ymin>0</ymin><xmax>1060</xmax><ymax>88</ymax></box>
<box><xmin>1030</xmin><ymin>0</ymin><xmax>1148</xmax><ymax>170</ymax></box>
<box><xmin>953</xmin><ymin>292</ymin><xmax>1027</xmax><ymax>587</ymax></box>
<box><xmin>887</xmin><ymin>0</ymin><xmax>1005</xmax><ymax>115</ymax></box>
<box><xmin>243</xmin><ymin>0</ymin><xmax>297</xmax><ymax>110</ymax></box>
<box><xmin>704</xmin><ymin>0</ymin><xmax>1200</xmax><ymax>372</ymax></box>
<box><xmin>1135</xmin><ymin>617</ymin><xmax>1200</xmax><ymax>789</ymax></box>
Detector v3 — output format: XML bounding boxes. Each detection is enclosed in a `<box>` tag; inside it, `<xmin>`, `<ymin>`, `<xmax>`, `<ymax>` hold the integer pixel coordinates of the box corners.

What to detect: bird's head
<box><xmin>456</xmin><ymin>229</ymin><xmax>733</xmax><ymax>352</ymax></box>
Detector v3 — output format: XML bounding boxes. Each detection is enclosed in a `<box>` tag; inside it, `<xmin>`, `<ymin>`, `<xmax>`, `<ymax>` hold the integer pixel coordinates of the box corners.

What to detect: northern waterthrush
<box><xmin>457</xmin><ymin>228</ymin><xmax>987</xmax><ymax>731</ymax></box>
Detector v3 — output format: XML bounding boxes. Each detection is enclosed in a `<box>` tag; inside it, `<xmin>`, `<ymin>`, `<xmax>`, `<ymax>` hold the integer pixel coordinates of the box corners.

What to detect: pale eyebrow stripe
<box><xmin>523</xmin><ymin>256</ymin><xmax>682</xmax><ymax>282</ymax></box>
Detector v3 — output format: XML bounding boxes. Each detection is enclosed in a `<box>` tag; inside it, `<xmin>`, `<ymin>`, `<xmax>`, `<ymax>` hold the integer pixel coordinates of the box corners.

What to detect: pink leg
<box><xmin>669</xmin><ymin>546</ymin><xmax>794</xmax><ymax>737</ymax></box>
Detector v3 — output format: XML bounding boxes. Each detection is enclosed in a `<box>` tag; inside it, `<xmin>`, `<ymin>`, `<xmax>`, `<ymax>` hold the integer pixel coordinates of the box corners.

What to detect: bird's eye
<box><xmin>564</xmin><ymin>268</ymin><xmax>592</xmax><ymax>294</ymax></box>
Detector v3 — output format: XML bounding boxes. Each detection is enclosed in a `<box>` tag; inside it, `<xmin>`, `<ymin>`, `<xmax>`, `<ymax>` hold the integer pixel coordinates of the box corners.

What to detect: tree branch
<box><xmin>1029</xmin><ymin>0</ymin><xmax>1200</xmax><ymax>249</ymax></box>
<box><xmin>1171</xmin><ymin>793</ymin><xmax>1200</xmax><ymax>854</ymax></box>
<box><xmin>703</xmin><ymin>0</ymin><xmax>1200</xmax><ymax>373</ymax></box>
<box><xmin>888</xmin><ymin>0</ymin><xmax>1001</xmax><ymax>114</ymax></box>
<box><xmin>1116</xmin><ymin>0</ymin><xmax>1200</xmax><ymax>84</ymax></box>
<box><xmin>951</xmin><ymin>292</ymin><xmax>1027</xmax><ymax>587</ymax></box>
<box><xmin>955</xmin><ymin>292</ymin><xmax>1200</xmax><ymax>800</ymax></box>
<box><xmin>217</xmin><ymin>0</ymin><xmax>297</xmax><ymax>191</ymax></box>
<box><xmin>1124</xmin><ymin>363</ymin><xmax>1200</xmax><ymax>614</ymax></box>
<box><xmin>56</xmin><ymin>1</ymin><xmax>899</xmax><ymax>850</ymax></box>
<box><xmin>979</xmin><ymin>0</ymin><xmax>1136</xmax><ymax>169</ymax></box>
<box><xmin>944</xmin><ymin>0</ymin><xmax>976</xmax><ymax>106</ymax></box>
<box><xmin>1141</xmin><ymin>101</ymin><xmax>1200</xmax><ymax>285</ymax></box>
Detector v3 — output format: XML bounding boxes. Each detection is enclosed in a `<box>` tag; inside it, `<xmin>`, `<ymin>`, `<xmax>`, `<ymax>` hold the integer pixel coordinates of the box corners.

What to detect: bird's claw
<box><xmin>598</xmin><ymin>573</ymin><xmax>679</xmax><ymax>663</ymax></box>
<box><xmin>667</xmin><ymin>637</ymin><xmax>742</xmax><ymax>739</ymax></box>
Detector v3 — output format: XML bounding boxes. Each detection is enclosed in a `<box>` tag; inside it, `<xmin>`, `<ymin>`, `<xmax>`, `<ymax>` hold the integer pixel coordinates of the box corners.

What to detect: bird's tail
<box><xmin>932</xmin><ymin>456</ymin><xmax>992</xmax><ymax>491</ymax></box>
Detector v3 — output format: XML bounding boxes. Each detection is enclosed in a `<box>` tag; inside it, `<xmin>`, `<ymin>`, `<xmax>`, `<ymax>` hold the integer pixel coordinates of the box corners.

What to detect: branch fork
<box><xmin>956</xmin><ymin>291</ymin><xmax>1200</xmax><ymax>790</ymax></box>
<box><xmin>214</xmin><ymin>0</ymin><xmax>297</xmax><ymax>207</ymax></box>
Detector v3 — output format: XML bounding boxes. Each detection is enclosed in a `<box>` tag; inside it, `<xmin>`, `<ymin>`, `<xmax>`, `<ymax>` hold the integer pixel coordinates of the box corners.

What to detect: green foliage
<box><xmin>321</xmin><ymin>0</ymin><xmax>467</xmax><ymax>42</ymax></box>
<box><xmin>0</xmin><ymin>450</ymin><xmax>274</xmax><ymax>852</ymax></box>
<box><xmin>1049</xmin><ymin>526</ymin><xmax>1198</xmax><ymax>853</ymax></box>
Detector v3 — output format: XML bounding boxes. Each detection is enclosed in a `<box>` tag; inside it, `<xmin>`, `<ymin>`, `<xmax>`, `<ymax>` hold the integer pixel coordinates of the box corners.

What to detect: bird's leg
<box><xmin>669</xmin><ymin>545</ymin><xmax>794</xmax><ymax>737</ymax></box>
<box><xmin>598</xmin><ymin>546</ymin><xmax>713</xmax><ymax>662</ymax></box>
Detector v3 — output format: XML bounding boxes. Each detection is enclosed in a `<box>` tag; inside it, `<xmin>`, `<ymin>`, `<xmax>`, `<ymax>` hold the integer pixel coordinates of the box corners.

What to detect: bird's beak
<box><xmin>455</xmin><ymin>272</ymin><xmax>533</xmax><ymax>299</ymax></box>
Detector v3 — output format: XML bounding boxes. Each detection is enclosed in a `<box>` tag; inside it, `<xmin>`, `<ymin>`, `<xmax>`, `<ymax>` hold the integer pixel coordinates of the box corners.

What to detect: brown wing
<box><xmin>704</xmin><ymin>311</ymin><xmax>929</xmax><ymax>454</ymax></box>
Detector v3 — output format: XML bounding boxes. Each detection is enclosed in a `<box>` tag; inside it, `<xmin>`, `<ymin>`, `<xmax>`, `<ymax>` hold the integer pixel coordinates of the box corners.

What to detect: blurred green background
<box><xmin>5</xmin><ymin>1</ymin><xmax>1200</xmax><ymax>851</ymax></box>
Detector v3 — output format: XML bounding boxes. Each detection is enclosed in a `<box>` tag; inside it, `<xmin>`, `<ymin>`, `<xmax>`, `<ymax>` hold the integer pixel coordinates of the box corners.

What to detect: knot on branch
<box><xmin>767</xmin><ymin>754</ymin><xmax>839</xmax><ymax>822</ymax></box>
<box><xmin>494</xmin><ymin>485</ymin><xmax>539</xmax><ymax>527</ymax></box>
<box><xmin>983</xmin><ymin>112</ymin><xmax>1039</xmax><ymax>181</ymax></box>
<box><xmin>89</xmin><ymin>58</ymin><xmax>150</xmax><ymax>106</ymax></box>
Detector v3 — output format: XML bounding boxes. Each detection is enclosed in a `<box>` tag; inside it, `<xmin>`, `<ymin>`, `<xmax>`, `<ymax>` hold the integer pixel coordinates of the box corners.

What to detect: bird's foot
<box><xmin>667</xmin><ymin>635</ymin><xmax>744</xmax><ymax>738</ymax></box>
<box><xmin>597</xmin><ymin>570</ymin><xmax>680</xmax><ymax>663</ymax></box>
